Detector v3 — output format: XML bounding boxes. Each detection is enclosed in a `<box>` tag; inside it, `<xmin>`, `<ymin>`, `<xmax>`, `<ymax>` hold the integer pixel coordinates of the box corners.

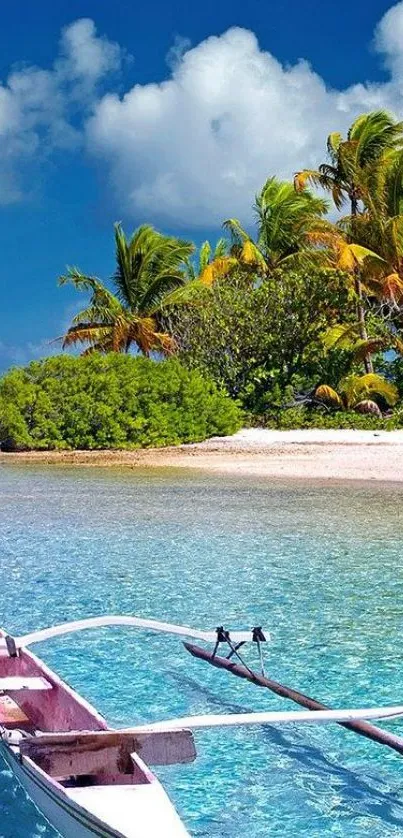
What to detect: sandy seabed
<box><xmin>2</xmin><ymin>428</ymin><xmax>403</xmax><ymax>483</ymax></box>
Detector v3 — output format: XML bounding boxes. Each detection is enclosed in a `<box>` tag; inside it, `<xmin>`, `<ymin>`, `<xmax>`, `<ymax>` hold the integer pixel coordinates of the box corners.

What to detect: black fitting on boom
<box><xmin>5</xmin><ymin>636</ymin><xmax>17</xmax><ymax>657</ymax></box>
<box><xmin>215</xmin><ymin>626</ymin><xmax>231</xmax><ymax>643</ymax></box>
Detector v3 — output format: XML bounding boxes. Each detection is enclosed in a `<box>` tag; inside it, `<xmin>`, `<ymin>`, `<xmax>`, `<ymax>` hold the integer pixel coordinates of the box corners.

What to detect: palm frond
<box><xmin>294</xmin><ymin>170</ymin><xmax>321</xmax><ymax>192</ymax></box>
<box><xmin>139</xmin><ymin>273</ymin><xmax>187</xmax><ymax>314</ymax></box>
<box><xmin>223</xmin><ymin>218</ymin><xmax>250</xmax><ymax>244</ymax></box>
<box><xmin>327</xmin><ymin>132</ymin><xmax>343</xmax><ymax>162</ymax></box>
<box><xmin>58</xmin><ymin>268</ymin><xmax>102</xmax><ymax>292</ymax></box>
<box><xmin>354</xmin><ymin>399</ymin><xmax>382</xmax><ymax>417</ymax></box>
<box><xmin>199</xmin><ymin>256</ymin><xmax>238</xmax><ymax>286</ymax></box>
<box><xmin>350</xmin><ymin>111</ymin><xmax>403</xmax><ymax>167</ymax></box>
<box><xmin>157</xmin><ymin>280</ymin><xmax>210</xmax><ymax>309</ymax></box>
<box><xmin>241</xmin><ymin>240</ymin><xmax>266</xmax><ymax>268</ymax></box>
<box><xmin>322</xmin><ymin>323</ymin><xmax>361</xmax><ymax>350</ymax></box>
<box><xmin>128</xmin><ymin>315</ymin><xmax>176</xmax><ymax>356</ymax></box>
<box><xmin>199</xmin><ymin>241</ymin><xmax>212</xmax><ymax>273</ymax></box>
<box><xmin>222</xmin><ymin>217</ymin><xmax>267</xmax><ymax>269</ymax></box>
<box><xmin>113</xmin><ymin>223</ymin><xmax>193</xmax><ymax>308</ymax></box>
<box><xmin>71</xmin><ymin>304</ymin><xmax>120</xmax><ymax>326</ymax></box>
<box><xmin>113</xmin><ymin>222</ymin><xmax>135</xmax><ymax>307</ymax></box>
<box><xmin>352</xmin><ymin>338</ymin><xmax>388</xmax><ymax>362</ymax></box>
<box><xmin>315</xmin><ymin>384</ymin><xmax>343</xmax><ymax>408</ymax></box>
<box><xmin>340</xmin><ymin>373</ymin><xmax>398</xmax><ymax>408</ymax></box>
<box><xmin>213</xmin><ymin>238</ymin><xmax>229</xmax><ymax>259</ymax></box>
<box><xmin>60</xmin><ymin>324</ymin><xmax>113</xmax><ymax>350</ymax></box>
<box><xmin>254</xmin><ymin>177</ymin><xmax>328</xmax><ymax>267</ymax></box>
<box><xmin>379</xmin><ymin>271</ymin><xmax>403</xmax><ymax>304</ymax></box>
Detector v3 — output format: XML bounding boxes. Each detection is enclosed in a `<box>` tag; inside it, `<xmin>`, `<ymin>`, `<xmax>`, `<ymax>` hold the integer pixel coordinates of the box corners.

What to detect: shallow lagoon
<box><xmin>1</xmin><ymin>464</ymin><xmax>403</xmax><ymax>837</ymax></box>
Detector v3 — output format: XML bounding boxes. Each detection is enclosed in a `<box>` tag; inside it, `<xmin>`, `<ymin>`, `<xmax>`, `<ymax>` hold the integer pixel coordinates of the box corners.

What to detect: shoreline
<box><xmin>2</xmin><ymin>429</ymin><xmax>403</xmax><ymax>483</ymax></box>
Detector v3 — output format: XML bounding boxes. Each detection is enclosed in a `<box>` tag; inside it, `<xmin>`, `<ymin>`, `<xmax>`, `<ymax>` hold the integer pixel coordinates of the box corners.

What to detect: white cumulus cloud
<box><xmin>0</xmin><ymin>18</ymin><xmax>122</xmax><ymax>203</ymax></box>
<box><xmin>86</xmin><ymin>2</ymin><xmax>403</xmax><ymax>226</ymax></box>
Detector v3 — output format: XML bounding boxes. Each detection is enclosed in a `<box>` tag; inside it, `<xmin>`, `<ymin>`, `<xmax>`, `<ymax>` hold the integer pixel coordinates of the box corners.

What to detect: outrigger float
<box><xmin>2</xmin><ymin>616</ymin><xmax>403</xmax><ymax>837</ymax></box>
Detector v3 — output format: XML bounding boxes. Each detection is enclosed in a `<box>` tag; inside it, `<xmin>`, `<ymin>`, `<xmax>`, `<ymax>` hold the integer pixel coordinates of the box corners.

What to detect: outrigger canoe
<box><xmin>2</xmin><ymin>615</ymin><xmax>403</xmax><ymax>838</ymax></box>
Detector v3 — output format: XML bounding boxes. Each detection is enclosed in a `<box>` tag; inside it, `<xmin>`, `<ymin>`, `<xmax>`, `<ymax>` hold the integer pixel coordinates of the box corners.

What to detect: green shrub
<box><xmin>0</xmin><ymin>355</ymin><xmax>242</xmax><ymax>451</ymax></box>
<box><xmin>254</xmin><ymin>407</ymin><xmax>402</xmax><ymax>430</ymax></box>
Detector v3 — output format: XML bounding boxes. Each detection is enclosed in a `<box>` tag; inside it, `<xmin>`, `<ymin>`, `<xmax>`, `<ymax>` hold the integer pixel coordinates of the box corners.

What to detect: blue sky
<box><xmin>0</xmin><ymin>0</ymin><xmax>401</xmax><ymax>370</ymax></box>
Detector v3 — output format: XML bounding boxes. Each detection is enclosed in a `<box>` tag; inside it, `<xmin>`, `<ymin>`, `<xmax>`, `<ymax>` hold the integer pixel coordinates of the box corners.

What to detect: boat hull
<box><xmin>0</xmin><ymin>626</ymin><xmax>190</xmax><ymax>837</ymax></box>
<box><xmin>1</xmin><ymin>741</ymin><xmax>190</xmax><ymax>838</ymax></box>
<box><xmin>1</xmin><ymin>742</ymin><xmax>114</xmax><ymax>837</ymax></box>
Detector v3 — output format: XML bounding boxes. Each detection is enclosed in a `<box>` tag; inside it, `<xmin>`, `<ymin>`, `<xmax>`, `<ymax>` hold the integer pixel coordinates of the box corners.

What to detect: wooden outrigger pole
<box><xmin>184</xmin><ymin>642</ymin><xmax>403</xmax><ymax>756</ymax></box>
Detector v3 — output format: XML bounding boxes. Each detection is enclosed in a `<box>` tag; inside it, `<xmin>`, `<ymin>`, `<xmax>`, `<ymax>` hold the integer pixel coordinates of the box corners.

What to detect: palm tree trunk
<box><xmin>351</xmin><ymin>190</ymin><xmax>373</xmax><ymax>374</ymax></box>
<box><xmin>354</xmin><ymin>274</ymin><xmax>373</xmax><ymax>374</ymax></box>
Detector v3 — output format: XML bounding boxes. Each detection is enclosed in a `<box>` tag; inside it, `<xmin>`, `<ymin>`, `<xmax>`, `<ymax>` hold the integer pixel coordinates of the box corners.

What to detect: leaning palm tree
<box><xmin>295</xmin><ymin>111</ymin><xmax>403</xmax><ymax>214</ymax></box>
<box><xmin>295</xmin><ymin>111</ymin><xmax>403</xmax><ymax>372</ymax></box>
<box><xmin>59</xmin><ymin>224</ymin><xmax>194</xmax><ymax>355</ymax></box>
<box><xmin>223</xmin><ymin>177</ymin><xmax>328</xmax><ymax>275</ymax></box>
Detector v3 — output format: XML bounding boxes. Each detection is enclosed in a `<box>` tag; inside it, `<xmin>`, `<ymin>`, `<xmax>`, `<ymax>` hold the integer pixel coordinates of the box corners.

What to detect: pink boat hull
<box><xmin>0</xmin><ymin>630</ymin><xmax>189</xmax><ymax>837</ymax></box>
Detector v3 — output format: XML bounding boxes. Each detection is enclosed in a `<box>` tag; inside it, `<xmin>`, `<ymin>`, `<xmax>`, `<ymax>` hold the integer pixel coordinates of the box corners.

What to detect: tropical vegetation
<box><xmin>164</xmin><ymin>266</ymin><xmax>351</xmax><ymax>412</ymax></box>
<box><xmin>4</xmin><ymin>108</ymin><xmax>403</xmax><ymax>449</ymax></box>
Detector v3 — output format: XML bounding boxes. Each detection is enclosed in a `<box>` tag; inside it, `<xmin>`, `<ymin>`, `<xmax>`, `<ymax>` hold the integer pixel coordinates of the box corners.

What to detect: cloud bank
<box><xmin>3</xmin><ymin>5</ymin><xmax>403</xmax><ymax>223</ymax></box>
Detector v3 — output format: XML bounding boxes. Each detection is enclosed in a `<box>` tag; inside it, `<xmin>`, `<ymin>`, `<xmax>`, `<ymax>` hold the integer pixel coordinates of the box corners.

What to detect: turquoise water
<box><xmin>1</xmin><ymin>465</ymin><xmax>403</xmax><ymax>837</ymax></box>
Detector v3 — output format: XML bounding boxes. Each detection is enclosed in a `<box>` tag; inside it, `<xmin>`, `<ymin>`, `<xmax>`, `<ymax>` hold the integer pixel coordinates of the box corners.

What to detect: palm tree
<box><xmin>59</xmin><ymin>224</ymin><xmax>194</xmax><ymax>355</ymax></box>
<box><xmin>295</xmin><ymin>111</ymin><xmax>403</xmax><ymax>372</ymax></box>
<box><xmin>312</xmin><ymin>147</ymin><xmax>403</xmax><ymax>365</ymax></box>
<box><xmin>295</xmin><ymin>111</ymin><xmax>403</xmax><ymax>213</ymax></box>
<box><xmin>223</xmin><ymin>177</ymin><xmax>328</xmax><ymax>275</ymax></box>
<box><xmin>302</xmin><ymin>217</ymin><xmax>403</xmax><ymax>368</ymax></box>
<box><xmin>315</xmin><ymin>374</ymin><xmax>398</xmax><ymax>417</ymax></box>
<box><xmin>340</xmin><ymin>150</ymin><xmax>403</xmax><ymax>311</ymax></box>
<box><xmin>187</xmin><ymin>238</ymin><xmax>237</xmax><ymax>285</ymax></box>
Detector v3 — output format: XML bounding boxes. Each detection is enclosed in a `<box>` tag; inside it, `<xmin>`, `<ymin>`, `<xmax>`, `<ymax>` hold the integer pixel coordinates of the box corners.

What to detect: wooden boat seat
<box><xmin>0</xmin><ymin>676</ymin><xmax>52</xmax><ymax>691</ymax></box>
<box><xmin>0</xmin><ymin>694</ymin><xmax>31</xmax><ymax>729</ymax></box>
<box><xmin>20</xmin><ymin>729</ymin><xmax>196</xmax><ymax>776</ymax></box>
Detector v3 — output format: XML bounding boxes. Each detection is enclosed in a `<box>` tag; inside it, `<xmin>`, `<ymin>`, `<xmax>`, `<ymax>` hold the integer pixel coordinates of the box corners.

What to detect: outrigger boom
<box><xmin>130</xmin><ymin>705</ymin><xmax>403</xmax><ymax>730</ymax></box>
<box><xmin>0</xmin><ymin>615</ymin><xmax>263</xmax><ymax>654</ymax></box>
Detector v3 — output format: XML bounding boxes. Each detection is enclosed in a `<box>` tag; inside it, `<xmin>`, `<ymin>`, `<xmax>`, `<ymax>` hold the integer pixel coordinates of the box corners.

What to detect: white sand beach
<box><xmin>2</xmin><ymin>428</ymin><xmax>403</xmax><ymax>483</ymax></box>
